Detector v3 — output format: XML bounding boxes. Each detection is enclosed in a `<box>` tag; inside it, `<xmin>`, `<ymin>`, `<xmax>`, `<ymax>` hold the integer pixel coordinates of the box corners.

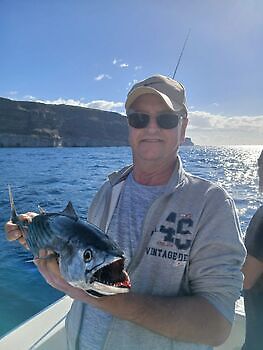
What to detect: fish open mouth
<box><xmin>87</xmin><ymin>258</ymin><xmax>131</xmax><ymax>297</ymax></box>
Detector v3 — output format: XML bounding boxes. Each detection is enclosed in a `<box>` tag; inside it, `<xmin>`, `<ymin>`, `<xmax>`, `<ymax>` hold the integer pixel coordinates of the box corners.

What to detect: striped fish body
<box><xmin>9</xmin><ymin>193</ymin><xmax>131</xmax><ymax>297</ymax></box>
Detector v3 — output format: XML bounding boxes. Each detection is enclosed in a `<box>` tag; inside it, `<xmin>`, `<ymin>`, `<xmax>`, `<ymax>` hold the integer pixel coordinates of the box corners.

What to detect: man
<box><xmin>242</xmin><ymin>150</ymin><xmax>263</xmax><ymax>350</ymax></box>
<box><xmin>258</xmin><ymin>150</ymin><xmax>263</xmax><ymax>192</ymax></box>
<box><xmin>5</xmin><ymin>75</ymin><xmax>246</xmax><ymax>350</ymax></box>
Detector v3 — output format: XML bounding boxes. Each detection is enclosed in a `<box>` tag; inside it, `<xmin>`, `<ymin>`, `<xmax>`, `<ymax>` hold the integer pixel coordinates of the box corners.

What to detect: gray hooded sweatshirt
<box><xmin>66</xmin><ymin>157</ymin><xmax>246</xmax><ymax>350</ymax></box>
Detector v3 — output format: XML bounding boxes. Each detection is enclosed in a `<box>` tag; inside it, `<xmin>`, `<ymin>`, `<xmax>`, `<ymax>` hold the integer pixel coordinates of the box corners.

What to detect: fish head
<box><xmin>60</xmin><ymin>243</ymin><xmax>131</xmax><ymax>297</ymax></box>
<box><xmin>51</xmin><ymin>217</ymin><xmax>131</xmax><ymax>297</ymax></box>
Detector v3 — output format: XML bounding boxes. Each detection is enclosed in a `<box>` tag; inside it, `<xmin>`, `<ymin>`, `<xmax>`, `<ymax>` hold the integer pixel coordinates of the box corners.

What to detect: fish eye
<box><xmin>83</xmin><ymin>249</ymin><xmax>93</xmax><ymax>263</ymax></box>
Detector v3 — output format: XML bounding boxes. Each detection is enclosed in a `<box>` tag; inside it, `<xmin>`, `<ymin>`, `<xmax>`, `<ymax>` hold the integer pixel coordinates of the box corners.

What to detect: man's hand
<box><xmin>4</xmin><ymin>212</ymin><xmax>37</xmax><ymax>249</ymax></box>
<box><xmin>34</xmin><ymin>249</ymin><xmax>96</xmax><ymax>302</ymax></box>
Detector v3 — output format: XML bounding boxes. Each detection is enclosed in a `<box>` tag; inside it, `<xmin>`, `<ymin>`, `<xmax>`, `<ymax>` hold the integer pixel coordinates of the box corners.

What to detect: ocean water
<box><xmin>0</xmin><ymin>145</ymin><xmax>262</xmax><ymax>338</ymax></box>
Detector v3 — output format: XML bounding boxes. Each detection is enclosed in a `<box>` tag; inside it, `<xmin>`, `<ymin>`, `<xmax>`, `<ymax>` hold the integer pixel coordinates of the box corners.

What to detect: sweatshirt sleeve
<box><xmin>188</xmin><ymin>187</ymin><xmax>246</xmax><ymax>323</ymax></box>
<box><xmin>245</xmin><ymin>205</ymin><xmax>263</xmax><ymax>261</ymax></box>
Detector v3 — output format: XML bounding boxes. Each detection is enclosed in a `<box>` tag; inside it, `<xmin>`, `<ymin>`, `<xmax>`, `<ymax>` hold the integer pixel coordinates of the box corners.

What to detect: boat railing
<box><xmin>0</xmin><ymin>296</ymin><xmax>245</xmax><ymax>350</ymax></box>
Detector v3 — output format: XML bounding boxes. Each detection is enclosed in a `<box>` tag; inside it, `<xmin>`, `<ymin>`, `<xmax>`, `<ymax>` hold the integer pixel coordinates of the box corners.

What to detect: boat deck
<box><xmin>0</xmin><ymin>296</ymin><xmax>245</xmax><ymax>350</ymax></box>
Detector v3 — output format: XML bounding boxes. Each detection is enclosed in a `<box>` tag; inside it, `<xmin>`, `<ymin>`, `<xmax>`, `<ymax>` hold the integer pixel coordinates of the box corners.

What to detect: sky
<box><xmin>1</xmin><ymin>0</ymin><xmax>262</xmax><ymax>145</ymax></box>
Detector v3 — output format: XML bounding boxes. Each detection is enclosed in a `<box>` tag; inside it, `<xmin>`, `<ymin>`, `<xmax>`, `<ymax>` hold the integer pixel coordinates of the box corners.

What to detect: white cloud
<box><xmin>134</xmin><ymin>65</ymin><xmax>142</xmax><ymax>70</ymax></box>
<box><xmin>189</xmin><ymin>111</ymin><xmax>263</xmax><ymax>130</ymax></box>
<box><xmin>187</xmin><ymin>111</ymin><xmax>263</xmax><ymax>145</ymax></box>
<box><xmin>94</xmin><ymin>74</ymin><xmax>111</xmax><ymax>81</ymax></box>
<box><xmin>85</xmin><ymin>100</ymin><xmax>124</xmax><ymax>112</ymax></box>
<box><xmin>24</xmin><ymin>95</ymin><xmax>37</xmax><ymax>100</ymax></box>
<box><xmin>25</xmin><ymin>96</ymin><xmax>124</xmax><ymax>113</ymax></box>
<box><xmin>112</xmin><ymin>58</ymin><xmax>124</xmax><ymax>65</ymax></box>
<box><xmin>112</xmin><ymin>58</ymin><xmax>122</xmax><ymax>65</ymax></box>
<box><xmin>112</xmin><ymin>58</ymin><xmax>129</xmax><ymax>68</ymax></box>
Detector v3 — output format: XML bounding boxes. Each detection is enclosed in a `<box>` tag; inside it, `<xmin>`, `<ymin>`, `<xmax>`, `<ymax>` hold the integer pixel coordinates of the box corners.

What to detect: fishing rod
<box><xmin>172</xmin><ymin>28</ymin><xmax>191</xmax><ymax>79</ymax></box>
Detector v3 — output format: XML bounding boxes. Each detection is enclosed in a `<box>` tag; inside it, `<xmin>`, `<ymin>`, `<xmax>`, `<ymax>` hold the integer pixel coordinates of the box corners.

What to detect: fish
<box><xmin>8</xmin><ymin>186</ymin><xmax>131</xmax><ymax>297</ymax></box>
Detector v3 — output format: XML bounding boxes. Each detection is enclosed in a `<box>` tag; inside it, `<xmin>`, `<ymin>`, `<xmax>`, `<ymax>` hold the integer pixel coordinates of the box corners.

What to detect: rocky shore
<box><xmin>0</xmin><ymin>97</ymin><xmax>129</xmax><ymax>147</ymax></box>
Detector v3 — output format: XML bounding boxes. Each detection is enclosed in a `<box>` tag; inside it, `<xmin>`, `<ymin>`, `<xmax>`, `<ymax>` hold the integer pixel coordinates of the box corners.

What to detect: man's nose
<box><xmin>146</xmin><ymin>116</ymin><xmax>159</xmax><ymax>131</ymax></box>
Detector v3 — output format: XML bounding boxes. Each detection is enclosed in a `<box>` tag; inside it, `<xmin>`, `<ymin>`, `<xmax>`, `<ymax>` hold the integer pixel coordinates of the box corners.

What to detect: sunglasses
<box><xmin>127</xmin><ymin>112</ymin><xmax>184</xmax><ymax>129</ymax></box>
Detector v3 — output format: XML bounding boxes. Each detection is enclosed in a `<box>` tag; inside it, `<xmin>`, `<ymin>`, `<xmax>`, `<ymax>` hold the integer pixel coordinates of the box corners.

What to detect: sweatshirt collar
<box><xmin>108</xmin><ymin>155</ymin><xmax>186</xmax><ymax>190</ymax></box>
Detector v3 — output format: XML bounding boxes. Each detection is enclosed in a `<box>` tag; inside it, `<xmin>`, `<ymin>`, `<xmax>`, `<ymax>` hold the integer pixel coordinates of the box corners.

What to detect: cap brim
<box><xmin>125</xmin><ymin>86</ymin><xmax>181</xmax><ymax>112</ymax></box>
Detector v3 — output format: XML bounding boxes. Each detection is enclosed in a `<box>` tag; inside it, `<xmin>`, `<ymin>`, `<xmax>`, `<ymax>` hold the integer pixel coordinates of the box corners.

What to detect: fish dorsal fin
<box><xmin>61</xmin><ymin>201</ymin><xmax>78</xmax><ymax>220</ymax></box>
<box><xmin>38</xmin><ymin>205</ymin><xmax>46</xmax><ymax>215</ymax></box>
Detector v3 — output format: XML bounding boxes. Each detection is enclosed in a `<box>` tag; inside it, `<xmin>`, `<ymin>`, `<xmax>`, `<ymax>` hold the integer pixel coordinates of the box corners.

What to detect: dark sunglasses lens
<box><xmin>157</xmin><ymin>113</ymin><xmax>179</xmax><ymax>129</ymax></box>
<box><xmin>127</xmin><ymin>113</ymin><xmax>149</xmax><ymax>128</ymax></box>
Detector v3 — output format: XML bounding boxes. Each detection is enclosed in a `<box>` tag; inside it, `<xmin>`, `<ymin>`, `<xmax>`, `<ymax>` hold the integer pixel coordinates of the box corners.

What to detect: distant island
<box><xmin>0</xmin><ymin>97</ymin><xmax>194</xmax><ymax>147</ymax></box>
<box><xmin>182</xmin><ymin>137</ymin><xmax>194</xmax><ymax>146</ymax></box>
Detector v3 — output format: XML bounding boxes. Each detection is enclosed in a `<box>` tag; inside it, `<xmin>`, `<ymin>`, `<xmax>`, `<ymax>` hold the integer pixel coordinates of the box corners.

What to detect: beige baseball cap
<box><xmin>125</xmin><ymin>74</ymin><xmax>187</xmax><ymax>116</ymax></box>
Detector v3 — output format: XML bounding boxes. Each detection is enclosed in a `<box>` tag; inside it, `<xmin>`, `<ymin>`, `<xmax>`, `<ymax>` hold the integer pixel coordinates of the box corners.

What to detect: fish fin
<box><xmin>34</xmin><ymin>253</ymin><xmax>59</xmax><ymax>261</ymax></box>
<box><xmin>26</xmin><ymin>253</ymin><xmax>59</xmax><ymax>263</ymax></box>
<box><xmin>61</xmin><ymin>201</ymin><xmax>78</xmax><ymax>220</ymax></box>
<box><xmin>8</xmin><ymin>184</ymin><xmax>19</xmax><ymax>224</ymax></box>
<box><xmin>38</xmin><ymin>205</ymin><xmax>46</xmax><ymax>215</ymax></box>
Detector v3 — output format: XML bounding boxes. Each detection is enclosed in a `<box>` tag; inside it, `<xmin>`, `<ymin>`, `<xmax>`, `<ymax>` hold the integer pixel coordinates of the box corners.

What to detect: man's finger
<box><xmin>18</xmin><ymin>212</ymin><xmax>37</xmax><ymax>223</ymax></box>
<box><xmin>5</xmin><ymin>223</ymin><xmax>23</xmax><ymax>241</ymax></box>
<box><xmin>5</xmin><ymin>212</ymin><xmax>38</xmax><ymax>242</ymax></box>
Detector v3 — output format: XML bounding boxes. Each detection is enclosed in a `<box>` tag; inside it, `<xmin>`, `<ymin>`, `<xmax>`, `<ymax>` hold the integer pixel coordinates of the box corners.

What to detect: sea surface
<box><xmin>0</xmin><ymin>145</ymin><xmax>262</xmax><ymax>338</ymax></box>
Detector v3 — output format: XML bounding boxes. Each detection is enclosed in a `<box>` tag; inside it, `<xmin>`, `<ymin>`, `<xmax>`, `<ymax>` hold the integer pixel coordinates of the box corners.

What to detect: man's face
<box><xmin>128</xmin><ymin>93</ymin><xmax>188</xmax><ymax>165</ymax></box>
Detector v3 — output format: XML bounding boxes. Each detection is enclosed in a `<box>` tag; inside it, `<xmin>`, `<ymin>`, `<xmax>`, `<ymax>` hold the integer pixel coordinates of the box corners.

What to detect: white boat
<box><xmin>0</xmin><ymin>296</ymin><xmax>245</xmax><ymax>350</ymax></box>
<box><xmin>0</xmin><ymin>296</ymin><xmax>72</xmax><ymax>350</ymax></box>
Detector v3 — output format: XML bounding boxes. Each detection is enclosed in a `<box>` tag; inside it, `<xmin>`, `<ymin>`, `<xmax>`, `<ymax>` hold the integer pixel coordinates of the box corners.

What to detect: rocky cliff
<box><xmin>182</xmin><ymin>137</ymin><xmax>194</xmax><ymax>146</ymax></box>
<box><xmin>0</xmin><ymin>97</ymin><xmax>129</xmax><ymax>147</ymax></box>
